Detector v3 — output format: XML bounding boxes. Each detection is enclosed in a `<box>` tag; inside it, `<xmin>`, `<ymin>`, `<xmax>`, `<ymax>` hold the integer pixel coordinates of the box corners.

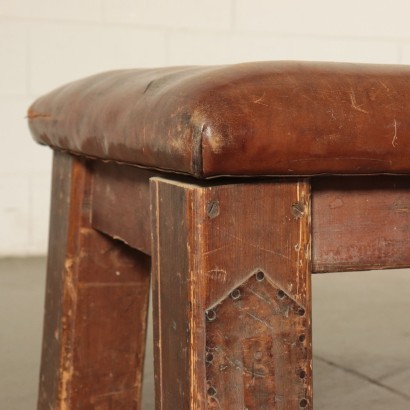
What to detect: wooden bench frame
<box><xmin>37</xmin><ymin>150</ymin><xmax>410</xmax><ymax>409</ymax></box>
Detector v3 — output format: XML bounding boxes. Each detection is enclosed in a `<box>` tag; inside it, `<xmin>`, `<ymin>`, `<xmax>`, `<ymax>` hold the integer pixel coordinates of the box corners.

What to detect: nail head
<box><xmin>230</xmin><ymin>288</ymin><xmax>241</xmax><ymax>300</ymax></box>
<box><xmin>256</xmin><ymin>271</ymin><xmax>265</xmax><ymax>281</ymax></box>
<box><xmin>207</xmin><ymin>386</ymin><xmax>217</xmax><ymax>396</ymax></box>
<box><xmin>206</xmin><ymin>309</ymin><xmax>217</xmax><ymax>322</ymax></box>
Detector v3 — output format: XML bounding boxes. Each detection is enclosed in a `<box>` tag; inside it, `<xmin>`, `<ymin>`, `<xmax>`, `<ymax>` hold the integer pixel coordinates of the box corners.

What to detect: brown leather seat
<box><xmin>28</xmin><ymin>61</ymin><xmax>410</xmax><ymax>178</ymax></box>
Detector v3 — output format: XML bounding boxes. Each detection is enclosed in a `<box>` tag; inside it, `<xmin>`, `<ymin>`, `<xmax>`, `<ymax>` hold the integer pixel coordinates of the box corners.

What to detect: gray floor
<box><xmin>1</xmin><ymin>257</ymin><xmax>409</xmax><ymax>409</ymax></box>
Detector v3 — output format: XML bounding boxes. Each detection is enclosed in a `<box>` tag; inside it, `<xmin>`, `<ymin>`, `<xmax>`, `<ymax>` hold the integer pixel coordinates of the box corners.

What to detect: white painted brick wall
<box><xmin>102</xmin><ymin>0</ymin><xmax>233</xmax><ymax>30</ymax></box>
<box><xmin>29</xmin><ymin>23</ymin><xmax>167</xmax><ymax>94</ymax></box>
<box><xmin>235</xmin><ymin>0</ymin><xmax>410</xmax><ymax>38</ymax></box>
<box><xmin>0</xmin><ymin>0</ymin><xmax>409</xmax><ymax>255</ymax></box>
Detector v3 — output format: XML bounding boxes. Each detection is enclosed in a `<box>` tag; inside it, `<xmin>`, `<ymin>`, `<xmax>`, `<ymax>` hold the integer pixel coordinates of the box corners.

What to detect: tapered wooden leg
<box><xmin>151</xmin><ymin>178</ymin><xmax>312</xmax><ymax>409</ymax></box>
<box><xmin>38</xmin><ymin>151</ymin><xmax>151</xmax><ymax>410</ymax></box>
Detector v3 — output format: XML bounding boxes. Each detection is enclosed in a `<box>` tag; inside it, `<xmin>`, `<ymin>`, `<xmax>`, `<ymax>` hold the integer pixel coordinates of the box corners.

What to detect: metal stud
<box><xmin>297</xmin><ymin>307</ymin><xmax>306</xmax><ymax>316</ymax></box>
<box><xmin>230</xmin><ymin>288</ymin><xmax>241</xmax><ymax>300</ymax></box>
<box><xmin>206</xmin><ymin>309</ymin><xmax>217</xmax><ymax>322</ymax></box>
<box><xmin>207</xmin><ymin>386</ymin><xmax>217</xmax><ymax>396</ymax></box>
<box><xmin>206</xmin><ymin>352</ymin><xmax>214</xmax><ymax>363</ymax></box>
<box><xmin>255</xmin><ymin>270</ymin><xmax>265</xmax><ymax>281</ymax></box>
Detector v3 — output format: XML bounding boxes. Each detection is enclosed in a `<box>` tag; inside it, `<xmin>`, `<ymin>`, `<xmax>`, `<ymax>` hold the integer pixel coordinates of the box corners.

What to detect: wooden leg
<box><xmin>151</xmin><ymin>178</ymin><xmax>312</xmax><ymax>409</ymax></box>
<box><xmin>38</xmin><ymin>151</ymin><xmax>151</xmax><ymax>410</ymax></box>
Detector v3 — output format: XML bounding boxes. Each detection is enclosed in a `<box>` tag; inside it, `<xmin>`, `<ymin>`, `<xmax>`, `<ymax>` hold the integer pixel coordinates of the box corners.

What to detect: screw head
<box><xmin>292</xmin><ymin>201</ymin><xmax>306</xmax><ymax>218</ymax></box>
<box><xmin>206</xmin><ymin>201</ymin><xmax>220</xmax><ymax>218</ymax></box>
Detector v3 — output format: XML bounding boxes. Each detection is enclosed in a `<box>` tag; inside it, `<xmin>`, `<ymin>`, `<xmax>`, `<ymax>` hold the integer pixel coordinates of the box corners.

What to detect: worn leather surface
<box><xmin>28</xmin><ymin>61</ymin><xmax>410</xmax><ymax>178</ymax></box>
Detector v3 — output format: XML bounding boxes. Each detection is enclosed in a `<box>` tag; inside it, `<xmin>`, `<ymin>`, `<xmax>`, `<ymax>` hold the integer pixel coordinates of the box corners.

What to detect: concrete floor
<box><xmin>1</xmin><ymin>257</ymin><xmax>409</xmax><ymax>409</ymax></box>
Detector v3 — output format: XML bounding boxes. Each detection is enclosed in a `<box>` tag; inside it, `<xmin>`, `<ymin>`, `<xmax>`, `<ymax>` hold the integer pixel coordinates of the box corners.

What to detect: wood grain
<box><xmin>38</xmin><ymin>151</ymin><xmax>74</xmax><ymax>409</ymax></box>
<box><xmin>151</xmin><ymin>177</ymin><xmax>312</xmax><ymax>409</ymax></box>
<box><xmin>91</xmin><ymin>161</ymin><xmax>410</xmax><ymax>273</ymax></box>
<box><xmin>91</xmin><ymin>161</ymin><xmax>154</xmax><ymax>255</ymax></box>
<box><xmin>312</xmin><ymin>176</ymin><xmax>410</xmax><ymax>273</ymax></box>
<box><xmin>38</xmin><ymin>151</ymin><xmax>150</xmax><ymax>410</ymax></box>
<box><xmin>206</xmin><ymin>273</ymin><xmax>309</xmax><ymax>409</ymax></box>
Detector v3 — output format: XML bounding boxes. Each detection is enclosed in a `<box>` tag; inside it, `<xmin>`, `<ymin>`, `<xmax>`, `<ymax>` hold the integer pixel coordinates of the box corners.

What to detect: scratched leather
<box><xmin>28</xmin><ymin>61</ymin><xmax>410</xmax><ymax>178</ymax></box>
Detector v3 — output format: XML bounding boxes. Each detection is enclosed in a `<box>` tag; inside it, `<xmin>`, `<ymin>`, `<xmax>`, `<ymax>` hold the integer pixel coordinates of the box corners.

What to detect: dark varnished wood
<box><xmin>38</xmin><ymin>154</ymin><xmax>410</xmax><ymax>409</ymax></box>
<box><xmin>312</xmin><ymin>176</ymin><xmax>410</xmax><ymax>272</ymax></box>
<box><xmin>38</xmin><ymin>151</ymin><xmax>73</xmax><ymax>409</ymax></box>
<box><xmin>38</xmin><ymin>151</ymin><xmax>150</xmax><ymax>410</ymax></box>
<box><xmin>90</xmin><ymin>161</ymin><xmax>410</xmax><ymax>272</ymax></box>
<box><xmin>206</xmin><ymin>273</ymin><xmax>310</xmax><ymax>409</ymax></box>
<box><xmin>150</xmin><ymin>177</ymin><xmax>312</xmax><ymax>409</ymax></box>
<box><xmin>92</xmin><ymin>161</ymin><xmax>155</xmax><ymax>255</ymax></box>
